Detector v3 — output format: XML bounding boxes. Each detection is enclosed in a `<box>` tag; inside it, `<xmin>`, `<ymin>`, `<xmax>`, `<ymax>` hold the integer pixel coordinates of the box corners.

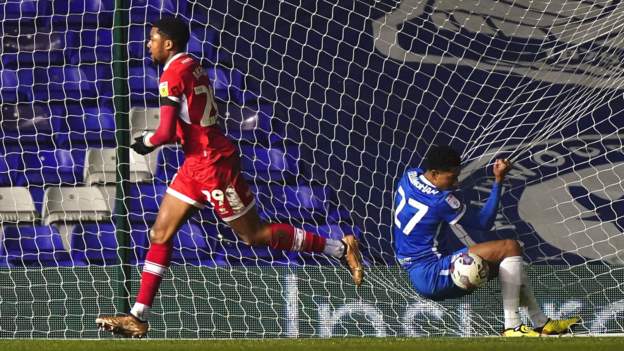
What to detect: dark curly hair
<box><xmin>424</xmin><ymin>145</ymin><xmax>461</xmax><ymax>171</ymax></box>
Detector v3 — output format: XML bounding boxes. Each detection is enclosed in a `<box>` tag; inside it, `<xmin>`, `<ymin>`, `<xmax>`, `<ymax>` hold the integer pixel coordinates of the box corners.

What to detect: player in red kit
<box><xmin>95</xmin><ymin>17</ymin><xmax>363</xmax><ymax>338</ymax></box>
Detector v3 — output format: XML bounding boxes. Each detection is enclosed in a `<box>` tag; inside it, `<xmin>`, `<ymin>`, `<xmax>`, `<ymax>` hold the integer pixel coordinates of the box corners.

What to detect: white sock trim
<box><xmin>323</xmin><ymin>239</ymin><xmax>345</xmax><ymax>258</ymax></box>
<box><xmin>130</xmin><ymin>303</ymin><xmax>150</xmax><ymax>321</ymax></box>
<box><xmin>143</xmin><ymin>261</ymin><xmax>166</xmax><ymax>277</ymax></box>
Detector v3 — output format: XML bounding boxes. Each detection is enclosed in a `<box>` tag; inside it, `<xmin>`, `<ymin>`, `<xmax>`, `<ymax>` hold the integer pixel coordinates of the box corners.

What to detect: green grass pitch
<box><xmin>2</xmin><ymin>337</ymin><xmax>624</xmax><ymax>351</ymax></box>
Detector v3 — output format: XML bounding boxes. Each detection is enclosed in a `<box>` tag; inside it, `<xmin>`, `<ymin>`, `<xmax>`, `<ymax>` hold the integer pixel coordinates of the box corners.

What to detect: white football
<box><xmin>451</xmin><ymin>252</ymin><xmax>489</xmax><ymax>290</ymax></box>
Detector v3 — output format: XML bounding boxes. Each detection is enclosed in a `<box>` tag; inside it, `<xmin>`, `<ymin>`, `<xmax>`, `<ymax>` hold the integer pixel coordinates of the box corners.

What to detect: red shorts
<box><xmin>167</xmin><ymin>153</ymin><xmax>256</xmax><ymax>221</ymax></box>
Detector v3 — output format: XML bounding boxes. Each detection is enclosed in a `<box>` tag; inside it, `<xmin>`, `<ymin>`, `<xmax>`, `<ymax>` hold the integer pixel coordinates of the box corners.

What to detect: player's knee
<box><xmin>149</xmin><ymin>227</ymin><xmax>169</xmax><ymax>245</ymax></box>
<box><xmin>502</xmin><ymin>239</ymin><xmax>522</xmax><ymax>256</ymax></box>
<box><xmin>238</xmin><ymin>224</ymin><xmax>270</xmax><ymax>247</ymax></box>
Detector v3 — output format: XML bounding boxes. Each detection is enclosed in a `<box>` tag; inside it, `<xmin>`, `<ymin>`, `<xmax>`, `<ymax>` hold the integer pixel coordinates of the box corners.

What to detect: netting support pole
<box><xmin>113</xmin><ymin>0</ymin><xmax>131</xmax><ymax>314</ymax></box>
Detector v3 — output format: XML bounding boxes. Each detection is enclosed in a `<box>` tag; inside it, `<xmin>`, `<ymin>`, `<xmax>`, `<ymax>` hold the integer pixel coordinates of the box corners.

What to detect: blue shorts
<box><xmin>406</xmin><ymin>248</ymin><xmax>470</xmax><ymax>301</ymax></box>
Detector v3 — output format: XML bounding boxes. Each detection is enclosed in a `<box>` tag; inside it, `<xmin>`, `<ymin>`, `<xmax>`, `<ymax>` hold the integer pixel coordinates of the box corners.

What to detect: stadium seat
<box><xmin>0</xmin><ymin>24</ymin><xmax>65</xmax><ymax>68</ymax></box>
<box><xmin>187</xmin><ymin>27</ymin><xmax>220</xmax><ymax>63</ymax></box>
<box><xmin>53</xmin><ymin>103</ymin><xmax>116</xmax><ymax>148</ymax></box>
<box><xmin>128</xmin><ymin>0</ymin><xmax>188</xmax><ymax>26</ymax></box>
<box><xmin>42</xmin><ymin>186</ymin><xmax>110</xmax><ymax>225</ymax></box>
<box><xmin>70</xmin><ymin>222</ymin><xmax>118</xmax><ymax>265</ymax></box>
<box><xmin>206</xmin><ymin>66</ymin><xmax>246</xmax><ymax>102</ymax></box>
<box><xmin>154</xmin><ymin>146</ymin><xmax>184</xmax><ymax>183</ymax></box>
<box><xmin>95</xmin><ymin>185</ymin><xmax>116</xmax><ymax>214</ymax></box>
<box><xmin>131</xmin><ymin>150</ymin><xmax>159</xmax><ymax>183</ymax></box>
<box><xmin>0</xmin><ymin>187</ymin><xmax>39</xmax><ymax>223</ymax></box>
<box><xmin>127</xmin><ymin>24</ymin><xmax>150</xmax><ymax>65</ymax></box>
<box><xmin>0</xmin><ymin>103</ymin><xmax>55</xmax><ymax>150</ymax></box>
<box><xmin>51</xmin><ymin>1</ymin><xmax>114</xmax><ymax>28</ymax></box>
<box><xmin>130</xmin><ymin>107</ymin><xmax>161</xmax><ymax>135</ymax></box>
<box><xmin>127</xmin><ymin>183</ymin><xmax>166</xmax><ymax>224</ymax></box>
<box><xmin>129</xmin><ymin>65</ymin><xmax>160</xmax><ymax>105</ymax></box>
<box><xmin>84</xmin><ymin>148</ymin><xmax>117</xmax><ymax>185</ymax></box>
<box><xmin>66</xmin><ymin>28</ymin><xmax>112</xmax><ymax>64</ymax></box>
<box><xmin>239</xmin><ymin>144</ymin><xmax>302</xmax><ymax>183</ymax></box>
<box><xmin>0</xmin><ymin>153</ymin><xmax>18</xmax><ymax>186</ymax></box>
<box><xmin>217</xmin><ymin>101</ymin><xmax>282</xmax><ymax>145</ymax></box>
<box><xmin>171</xmin><ymin>222</ymin><xmax>215</xmax><ymax>266</ymax></box>
<box><xmin>253</xmin><ymin>183</ymin><xmax>333</xmax><ymax>222</ymax></box>
<box><xmin>0</xmin><ymin>70</ymin><xmax>29</xmax><ymax>102</ymax></box>
<box><xmin>128</xmin><ymin>224</ymin><xmax>149</xmax><ymax>264</ymax></box>
<box><xmin>85</xmin><ymin>148</ymin><xmax>156</xmax><ymax>185</ymax></box>
<box><xmin>16</xmin><ymin>149</ymin><xmax>85</xmax><ymax>186</ymax></box>
<box><xmin>1</xmin><ymin>225</ymin><xmax>74</xmax><ymax>267</ymax></box>
<box><xmin>32</xmin><ymin>65</ymin><xmax>112</xmax><ymax>103</ymax></box>
<box><xmin>0</xmin><ymin>1</ymin><xmax>49</xmax><ymax>20</ymax></box>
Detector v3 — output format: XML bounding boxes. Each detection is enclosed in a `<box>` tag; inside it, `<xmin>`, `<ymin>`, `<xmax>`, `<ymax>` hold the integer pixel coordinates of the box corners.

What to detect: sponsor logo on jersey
<box><xmin>159</xmin><ymin>82</ymin><xmax>169</xmax><ymax>97</ymax></box>
<box><xmin>460</xmin><ymin>135</ymin><xmax>624</xmax><ymax>265</ymax></box>
<box><xmin>372</xmin><ymin>0</ymin><xmax>624</xmax><ymax>88</ymax></box>
<box><xmin>408</xmin><ymin>171</ymin><xmax>439</xmax><ymax>195</ymax></box>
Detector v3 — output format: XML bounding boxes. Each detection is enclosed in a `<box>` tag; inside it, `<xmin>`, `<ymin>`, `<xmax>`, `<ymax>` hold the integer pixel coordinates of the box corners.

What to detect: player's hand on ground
<box><xmin>493</xmin><ymin>158</ymin><xmax>512</xmax><ymax>182</ymax></box>
<box><xmin>131</xmin><ymin>132</ymin><xmax>156</xmax><ymax>155</ymax></box>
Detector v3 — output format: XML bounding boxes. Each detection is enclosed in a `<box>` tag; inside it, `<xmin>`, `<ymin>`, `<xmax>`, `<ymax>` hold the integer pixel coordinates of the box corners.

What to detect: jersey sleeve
<box><xmin>436</xmin><ymin>193</ymin><xmax>466</xmax><ymax>224</ymax></box>
<box><xmin>159</xmin><ymin>70</ymin><xmax>185</xmax><ymax>107</ymax></box>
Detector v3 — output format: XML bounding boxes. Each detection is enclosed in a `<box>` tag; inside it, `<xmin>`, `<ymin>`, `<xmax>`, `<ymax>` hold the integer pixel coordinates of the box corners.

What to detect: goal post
<box><xmin>0</xmin><ymin>0</ymin><xmax>623</xmax><ymax>338</ymax></box>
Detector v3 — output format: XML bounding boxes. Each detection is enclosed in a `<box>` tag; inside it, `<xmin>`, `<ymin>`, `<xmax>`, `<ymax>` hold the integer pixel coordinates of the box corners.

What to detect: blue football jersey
<box><xmin>393</xmin><ymin>168</ymin><xmax>466</xmax><ymax>265</ymax></box>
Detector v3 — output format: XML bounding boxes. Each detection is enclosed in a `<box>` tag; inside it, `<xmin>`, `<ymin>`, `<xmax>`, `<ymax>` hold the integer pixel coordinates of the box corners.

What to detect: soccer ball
<box><xmin>450</xmin><ymin>252</ymin><xmax>489</xmax><ymax>290</ymax></box>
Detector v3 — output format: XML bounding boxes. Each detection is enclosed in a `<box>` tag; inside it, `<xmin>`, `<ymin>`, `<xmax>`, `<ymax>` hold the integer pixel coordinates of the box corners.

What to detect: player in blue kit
<box><xmin>394</xmin><ymin>145</ymin><xmax>579</xmax><ymax>337</ymax></box>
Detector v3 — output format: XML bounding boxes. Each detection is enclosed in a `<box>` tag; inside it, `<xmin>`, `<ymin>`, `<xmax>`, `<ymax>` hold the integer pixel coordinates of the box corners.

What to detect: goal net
<box><xmin>0</xmin><ymin>0</ymin><xmax>622</xmax><ymax>338</ymax></box>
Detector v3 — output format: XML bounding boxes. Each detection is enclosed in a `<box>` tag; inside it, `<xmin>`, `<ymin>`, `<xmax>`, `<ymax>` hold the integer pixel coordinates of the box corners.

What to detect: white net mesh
<box><xmin>0</xmin><ymin>0</ymin><xmax>622</xmax><ymax>337</ymax></box>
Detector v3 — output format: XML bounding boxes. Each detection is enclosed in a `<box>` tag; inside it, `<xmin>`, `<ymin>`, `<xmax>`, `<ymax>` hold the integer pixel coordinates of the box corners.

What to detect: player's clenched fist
<box><xmin>493</xmin><ymin>158</ymin><xmax>512</xmax><ymax>183</ymax></box>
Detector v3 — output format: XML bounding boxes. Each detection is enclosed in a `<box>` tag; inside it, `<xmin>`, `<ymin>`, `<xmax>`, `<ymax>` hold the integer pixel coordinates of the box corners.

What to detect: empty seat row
<box><xmin>0</xmin><ymin>1</ymin><xmax>187</xmax><ymax>27</ymax></box>
<box><xmin>0</xmin><ymin>220</ymin><xmax>362</xmax><ymax>268</ymax></box>
<box><xmin>0</xmin><ymin>64</ymin><xmax>255</xmax><ymax>106</ymax></box>
<box><xmin>0</xmin><ymin>101</ymin><xmax>280</xmax><ymax>150</ymax></box>
<box><xmin>0</xmin><ymin>141</ymin><xmax>301</xmax><ymax>187</ymax></box>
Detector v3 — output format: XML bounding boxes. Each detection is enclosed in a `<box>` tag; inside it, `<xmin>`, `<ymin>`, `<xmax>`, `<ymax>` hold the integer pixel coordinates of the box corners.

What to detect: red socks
<box><xmin>136</xmin><ymin>241</ymin><xmax>173</xmax><ymax>307</ymax></box>
<box><xmin>268</xmin><ymin>223</ymin><xmax>326</xmax><ymax>253</ymax></box>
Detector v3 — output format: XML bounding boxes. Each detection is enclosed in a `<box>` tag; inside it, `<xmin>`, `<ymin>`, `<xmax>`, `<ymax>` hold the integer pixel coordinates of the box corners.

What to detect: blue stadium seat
<box><xmin>129</xmin><ymin>224</ymin><xmax>150</xmax><ymax>264</ymax></box>
<box><xmin>66</xmin><ymin>28</ymin><xmax>112</xmax><ymax>64</ymax></box>
<box><xmin>154</xmin><ymin>146</ymin><xmax>184</xmax><ymax>183</ymax></box>
<box><xmin>0</xmin><ymin>1</ymin><xmax>50</xmax><ymax>20</ymax></box>
<box><xmin>51</xmin><ymin>1</ymin><xmax>114</xmax><ymax>27</ymax></box>
<box><xmin>0</xmin><ymin>103</ymin><xmax>55</xmax><ymax>148</ymax></box>
<box><xmin>253</xmin><ymin>183</ymin><xmax>333</xmax><ymax>222</ymax></box>
<box><xmin>1</xmin><ymin>23</ymin><xmax>65</xmax><ymax>68</ymax></box>
<box><xmin>0</xmin><ymin>69</ymin><xmax>31</xmax><ymax>103</ymax></box>
<box><xmin>218</xmin><ymin>102</ymin><xmax>283</xmax><ymax>145</ymax></box>
<box><xmin>70</xmin><ymin>222</ymin><xmax>118</xmax><ymax>265</ymax></box>
<box><xmin>127</xmin><ymin>183</ymin><xmax>166</xmax><ymax>224</ymax></box>
<box><xmin>1</xmin><ymin>225</ymin><xmax>74</xmax><ymax>267</ymax></box>
<box><xmin>239</xmin><ymin>144</ymin><xmax>302</xmax><ymax>183</ymax></box>
<box><xmin>127</xmin><ymin>25</ymin><xmax>150</xmax><ymax>65</ymax></box>
<box><xmin>188</xmin><ymin>27</ymin><xmax>220</xmax><ymax>64</ymax></box>
<box><xmin>0</xmin><ymin>150</ymin><xmax>21</xmax><ymax>186</ymax></box>
<box><xmin>129</xmin><ymin>65</ymin><xmax>160</xmax><ymax>105</ymax></box>
<box><xmin>32</xmin><ymin>65</ymin><xmax>112</xmax><ymax>102</ymax></box>
<box><xmin>129</xmin><ymin>0</ymin><xmax>188</xmax><ymax>25</ymax></box>
<box><xmin>16</xmin><ymin>149</ymin><xmax>86</xmax><ymax>186</ymax></box>
<box><xmin>206</xmin><ymin>66</ymin><xmax>245</xmax><ymax>102</ymax></box>
<box><xmin>171</xmin><ymin>222</ymin><xmax>215</xmax><ymax>266</ymax></box>
<box><xmin>53</xmin><ymin>103</ymin><xmax>117</xmax><ymax>148</ymax></box>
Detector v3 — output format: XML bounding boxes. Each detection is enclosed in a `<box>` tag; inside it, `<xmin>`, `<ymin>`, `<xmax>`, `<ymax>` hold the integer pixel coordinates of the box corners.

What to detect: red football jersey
<box><xmin>159</xmin><ymin>53</ymin><xmax>236</xmax><ymax>160</ymax></box>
